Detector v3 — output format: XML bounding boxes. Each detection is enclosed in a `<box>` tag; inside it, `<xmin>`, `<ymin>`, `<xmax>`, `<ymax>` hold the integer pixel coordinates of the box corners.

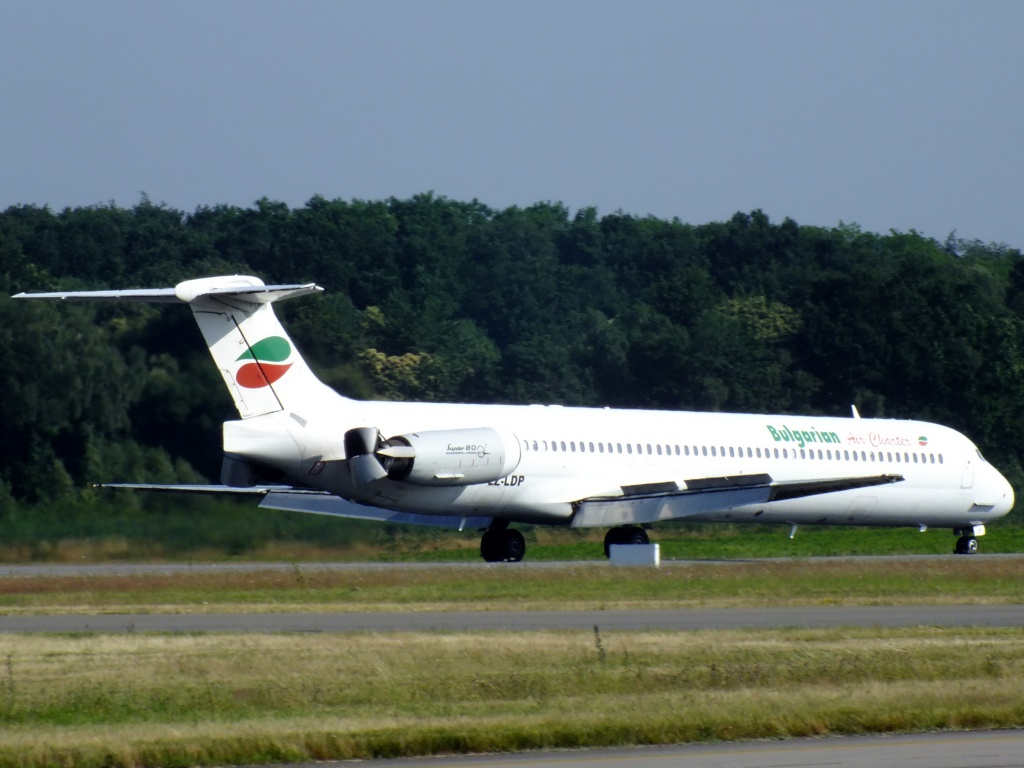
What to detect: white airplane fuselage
<box><xmin>228</xmin><ymin>395</ymin><xmax>1014</xmax><ymax>530</ymax></box>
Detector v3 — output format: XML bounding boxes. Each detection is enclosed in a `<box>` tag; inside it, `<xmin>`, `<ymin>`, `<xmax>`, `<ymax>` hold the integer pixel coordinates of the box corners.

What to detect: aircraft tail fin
<box><xmin>14</xmin><ymin>275</ymin><xmax>341</xmax><ymax>419</ymax></box>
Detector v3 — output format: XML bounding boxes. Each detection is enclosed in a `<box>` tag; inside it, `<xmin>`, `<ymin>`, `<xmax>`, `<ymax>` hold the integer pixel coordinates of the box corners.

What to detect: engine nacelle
<box><xmin>383</xmin><ymin>427</ymin><xmax>521</xmax><ymax>486</ymax></box>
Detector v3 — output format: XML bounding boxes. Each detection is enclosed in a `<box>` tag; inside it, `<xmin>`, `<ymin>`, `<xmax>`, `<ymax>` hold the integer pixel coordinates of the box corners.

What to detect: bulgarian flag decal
<box><xmin>236</xmin><ymin>336</ymin><xmax>293</xmax><ymax>388</ymax></box>
<box><xmin>918</xmin><ymin>436</ymin><xmax>929</xmax><ymax>446</ymax></box>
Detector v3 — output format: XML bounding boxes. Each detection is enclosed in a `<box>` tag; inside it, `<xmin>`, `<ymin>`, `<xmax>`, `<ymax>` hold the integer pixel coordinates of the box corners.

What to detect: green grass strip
<box><xmin>0</xmin><ymin>628</ymin><xmax>1022</xmax><ymax>767</ymax></box>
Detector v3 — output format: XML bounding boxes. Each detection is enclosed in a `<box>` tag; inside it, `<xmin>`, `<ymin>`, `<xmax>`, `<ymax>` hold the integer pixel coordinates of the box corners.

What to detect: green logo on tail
<box><xmin>236</xmin><ymin>336</ymin><xmax>292</xmax><ymax>388</ymax></box>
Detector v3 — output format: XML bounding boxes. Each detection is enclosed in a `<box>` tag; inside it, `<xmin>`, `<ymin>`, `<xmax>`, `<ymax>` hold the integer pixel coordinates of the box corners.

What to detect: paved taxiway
<box><xmin>344</xmin><ymin>730</ymin><xmax>1024</xmax><ymax>768</ymax></box>
<box><xmin>1</xmin><ymin>603</ymin><xmax>1023</xmax><ymax>633</ymax></box>
<box><xmin>1</xmin><ymin>553</ymin><xmax>1021</xmax><ymax>578</ymax></box>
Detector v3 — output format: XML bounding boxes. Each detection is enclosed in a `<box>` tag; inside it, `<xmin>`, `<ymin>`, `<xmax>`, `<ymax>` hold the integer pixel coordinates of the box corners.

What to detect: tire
<box><xmin>624</xmin><ymin>526</ymin><xmax>649</xmax><ymax>546</ymax></box>
<box><xmin>604</xmin><ymin>526</ymin><xmax>649</xmax><ymax>557</ymax></box>
<box><xmin>480</xmin><ymin>530</ymin><xmax>502</xmax><ymax>562</ymax></box>
<box><xmin>503</xmin><ymin>529</ymin><xmax>526</xmax><ymax>562</ymax></box>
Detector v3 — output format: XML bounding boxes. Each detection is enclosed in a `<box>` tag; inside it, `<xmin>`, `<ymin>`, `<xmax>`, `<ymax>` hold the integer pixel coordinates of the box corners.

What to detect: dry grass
<box><xmin>0</xmin><ymin>628</ymin><xmax>1023</xmax><ymax>766</ymax></box>
<box><xmin>0</xmin><ymin>557</ymin><xmax>1022</xmax><ymax>615</ymax></box>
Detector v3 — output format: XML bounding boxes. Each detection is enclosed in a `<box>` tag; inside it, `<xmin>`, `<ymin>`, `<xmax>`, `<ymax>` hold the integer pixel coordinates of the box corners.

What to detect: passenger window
<box><xmin>646</xmin><ymin>444</ymin><xmax>652</xmax><ymax>455</ymax></box>
<box><xmin>684</xmin><ymin>445</ymin><xmax>690</xmax><ymax>456</ymax></box>
<box><xmin>818</xmin><ymin>450</ymin><xmax>824</xmax><ymax>459</ymax></box>
<box><xmin>589</xmin><ymin>442</ymin><xmax>595</xmax><ymax>452</ymax></box>
<box><xmin>627</xmin><ymin>444</ymin><xmax>633</xmax><ymax>455</ymax></box>
<box><xmin>571</xmin><ymin>442</ymin><xmax>577</xmax><ymax>452</ymax></box>
<box><xmin>617</xmin><ymin>443</ymin><xmax>622</xmax><ymax>453</ymax></box>
<box><xmin>756</xmin><ymin>447</ymin><xmax>762</xmax><ymax>458</ymax></box>
<box><xmin>774</xmin><ymin>448</ymin><xmax>780</xmax><ymax>458</ymax></box>
<box><xmin>827</xmin><ymin>450</ymin><xmax>832</xmax><ymax>460</ymax></box>
<box><xmin>800</xmin><ymin>449</ymin><xmax>806</xmax><ymax>459</ymax></box>
<box><xmin>656</xmin><ymin>445</ymin><xmax>662</xmax><ymax>456</ymax></box>
<box><xmin>913</xmin><ymin>453</ymin><xmax>918</xmax><ymax>463</ymax></box>
<box><xmin>887</xmin><ymin>452</ymin><xmax>893</xmax><ymax>462</ymax></box>
<box><xmin>939</xmin><ymin>454</ymin><xmax>944</xmax><ymax>464</ymax></box>
<box><xmin>702</xmin><ymin>446</ymin><xmax>708</xmax><ymax>456</ymax></box>
<box><xmin>729</xmin><ymin>447</ymin><xmax>735</xmax><ymax>458</ymax></box>
<box><xmin>711</xmin><ymin>447</ymin><xmax>717</xmax><ymax>457</ymax></box>
<box><xmin>561</xmin><ymin>441</ymin><xmax>567</xmax><ymax>452</ymax></box>
<box><xmin>598</xmin><ymin>443</ymin><xmax>604</xmax><ymax>454</ymax></box>
<box><xmin>904</xmin><ymin>452</ymin><xmax>909</xmax><ymax>463</ymax></box>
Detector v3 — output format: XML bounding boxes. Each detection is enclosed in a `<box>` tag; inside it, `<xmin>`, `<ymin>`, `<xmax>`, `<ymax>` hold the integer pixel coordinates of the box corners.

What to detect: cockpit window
<box><xmin>977</xmin><ymin>449</ymin><xmax>987</xmax><ymax>463</ymax></box>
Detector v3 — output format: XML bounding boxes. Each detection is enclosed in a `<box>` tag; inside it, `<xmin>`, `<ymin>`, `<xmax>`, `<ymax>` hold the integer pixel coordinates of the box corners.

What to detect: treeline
<box><xmin>2</xmin><ymin>194</ymin><xmax>1023</xmax><ymax>520</ymax></box>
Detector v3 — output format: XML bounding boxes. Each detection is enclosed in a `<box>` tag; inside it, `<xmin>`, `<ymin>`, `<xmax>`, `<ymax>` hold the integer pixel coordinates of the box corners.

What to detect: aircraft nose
<box><xmin>992</xmin><ymin>468</ymin><xmax>1015</xmax><ymax>518</ymax></box>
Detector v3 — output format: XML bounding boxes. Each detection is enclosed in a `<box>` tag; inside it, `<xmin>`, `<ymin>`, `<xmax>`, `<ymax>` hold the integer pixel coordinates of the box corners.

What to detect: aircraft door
<box><xmin>961</xmin><ymin>458</ymin><xmax>974</xmax><ymax>489</ymax></box>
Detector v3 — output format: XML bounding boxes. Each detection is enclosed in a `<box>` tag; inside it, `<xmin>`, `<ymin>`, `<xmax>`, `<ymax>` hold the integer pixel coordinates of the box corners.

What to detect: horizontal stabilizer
<box><xmin>13</xmin><ymin>277</ymin><xmax>322</xmax><ymax>305</ymax></box>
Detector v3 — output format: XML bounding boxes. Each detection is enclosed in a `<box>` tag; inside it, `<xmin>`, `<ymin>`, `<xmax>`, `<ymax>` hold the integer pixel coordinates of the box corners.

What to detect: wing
<box><xmin>572</xmin><ymin>472</ymin><xmax>903</xmax><ymax>528</ymax></box>
<box><xmin>97</xmin><ymin>484</ymin><xmax>492</xmax><ymax>530</ymax></box>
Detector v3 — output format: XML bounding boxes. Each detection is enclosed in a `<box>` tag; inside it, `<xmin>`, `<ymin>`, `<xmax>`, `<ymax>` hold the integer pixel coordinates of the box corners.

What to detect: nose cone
<box><xmin>991</xmin><ymin>468</ymin><xmax>1015</xmax><ymax>519</ymax></box>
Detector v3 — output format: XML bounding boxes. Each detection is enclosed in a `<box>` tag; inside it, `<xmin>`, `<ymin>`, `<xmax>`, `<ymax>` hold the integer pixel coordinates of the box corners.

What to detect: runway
<box><xmin>1</xmin><ymin>603</ymin><xmax>1022</xmax><ymax>633</ymax></box>
<box><xmin>347</xmin><ymin>730</ymin><xmax>1024</xmax><ymax>768</ymax></box>
<box><xmin>0</xmin><ymin>552</ymin><xmax>1020</xmax><ymax>579</ymax></box>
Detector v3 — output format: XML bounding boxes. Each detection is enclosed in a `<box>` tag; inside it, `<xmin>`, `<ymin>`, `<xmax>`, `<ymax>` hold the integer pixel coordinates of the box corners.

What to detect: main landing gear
<box><xmin>480</xmin><ymin>524</ymin><xmax>526</xmax><ymax>562</ymax></box>
<box><xmin>603</xmin><ymin>525</ymin><xmax>649</xmax><ymax>558</ymax></box>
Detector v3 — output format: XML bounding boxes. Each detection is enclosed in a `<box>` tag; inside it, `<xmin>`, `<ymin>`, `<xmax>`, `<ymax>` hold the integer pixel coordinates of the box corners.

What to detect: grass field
<box><xmin>1</xmin><ymin>557</ymin><xmax>1023</xmax><ymax>614</ymax></box>
<box><xmin>1</xmin><ymin>626</ymin><xmax>1023</xmax><ymax>767</ymax></box>
<box><xmin>0</xmin><ymin>557</ymin><xmax>1023</xmax><ymax>766</ymax></box>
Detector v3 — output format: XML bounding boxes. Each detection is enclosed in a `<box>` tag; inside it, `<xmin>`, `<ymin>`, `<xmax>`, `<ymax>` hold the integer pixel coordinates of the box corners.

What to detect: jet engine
<box><xmin>344</xmin><ymin>427</ymin><xmax>521</xmax><ymax>487</ymax></box>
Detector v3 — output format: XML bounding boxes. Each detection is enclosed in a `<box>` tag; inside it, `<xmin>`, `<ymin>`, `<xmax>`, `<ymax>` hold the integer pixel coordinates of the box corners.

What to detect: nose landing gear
<box><xmin>954</xmin><ymin>535</ymin><xmax>978</xmax><ymax>555</ymax></box>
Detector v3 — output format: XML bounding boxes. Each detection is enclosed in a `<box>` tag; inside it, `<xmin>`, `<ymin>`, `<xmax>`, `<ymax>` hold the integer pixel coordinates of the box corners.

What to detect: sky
<box><xmin>1</xmin><ymin>0</ymin><xmax>1022</xmax><ymax>248</ymax></box>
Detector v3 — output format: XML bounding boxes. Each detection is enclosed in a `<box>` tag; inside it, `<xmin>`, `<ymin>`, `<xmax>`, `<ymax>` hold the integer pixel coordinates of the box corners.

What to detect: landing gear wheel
<box><xmin>954</xmin><ymin>535</ymin><xmax>979</xmax><ymax>555</ymax></box>
<box><xmin>502</xmin><ymin>529</ymin><xmax>526</xmax><ymax>562</ymax></box>
<box><xmin>480</xmin><ymin>530</ymin><xmax>502</xmax><ymax>562</ymax></box>
<box><xmin>603</xmin><ymin>526</ymin><xmax>650</xmax><ymax>558</ymax></box>
<box><xmin>480</xmin><ymin>528</ymin><xmax>526</xmax><ymax>562</ymax></box>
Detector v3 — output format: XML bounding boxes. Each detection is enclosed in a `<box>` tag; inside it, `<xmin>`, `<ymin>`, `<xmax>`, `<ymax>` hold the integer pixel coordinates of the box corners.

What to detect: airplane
<box><xmin>13</xmin><ymin>274</ymin><xmax>1014</xmax><ymax>560</ymax></box>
